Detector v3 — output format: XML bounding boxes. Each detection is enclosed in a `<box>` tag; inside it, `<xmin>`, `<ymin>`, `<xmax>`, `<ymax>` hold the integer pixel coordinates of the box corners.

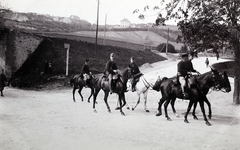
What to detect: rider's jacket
<box><xmin>106</xmin><ymin>60</ymin><xmax>117</xmax><ymax>75</ymax></box>
<box><xmin>177</xmin><ymin>60</ymin><xmax>197</xmax><ymax>77</ymax></box>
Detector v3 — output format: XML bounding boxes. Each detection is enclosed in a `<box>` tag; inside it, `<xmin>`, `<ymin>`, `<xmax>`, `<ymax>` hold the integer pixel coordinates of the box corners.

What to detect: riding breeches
<box><xmin>179</xmin><ymin>76</ymin><xmax>186</xmax><ymax>92</ymax></box>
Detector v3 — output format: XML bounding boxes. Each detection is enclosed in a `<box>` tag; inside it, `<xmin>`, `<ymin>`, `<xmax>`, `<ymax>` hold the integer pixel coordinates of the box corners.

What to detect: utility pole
<box><xmin>95</xmin><ymin>0</ymin><xmax>100</xmax><ymax>54</ymax></box>
<box><xmin>103</xmin><ymin>14</ymin><xmax>107</xmax><ymax>45</ymax></box>
<box><xmin>166</xmin><ymin>27</ymin><xmax>169</xmax><ymax>54</ymax></box>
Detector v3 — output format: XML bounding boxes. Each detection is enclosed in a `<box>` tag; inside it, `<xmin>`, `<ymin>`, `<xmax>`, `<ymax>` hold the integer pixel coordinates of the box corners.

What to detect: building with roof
<box><xmin>120</xmin><ymin>18</ymin><xmax>131</xmax><ymax>28</ymax></box>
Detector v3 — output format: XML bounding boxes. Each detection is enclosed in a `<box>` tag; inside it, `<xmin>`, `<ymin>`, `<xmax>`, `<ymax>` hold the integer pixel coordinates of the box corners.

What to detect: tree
<box><xmin>134</xmin><ymin>0</ymin><xmax>240</xmax><ymax>104</ymax></box>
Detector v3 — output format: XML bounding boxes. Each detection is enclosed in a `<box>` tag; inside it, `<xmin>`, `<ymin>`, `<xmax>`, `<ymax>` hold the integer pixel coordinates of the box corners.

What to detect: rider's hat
<box><xmin>85</xmin><ymin>59</ymin><xmax>89</xmax><ymax>62</ymax></box>
<box><xmin>181</xmin><ymin>53</ymin><xmax>188</xmax><ymax>58</ymax></box>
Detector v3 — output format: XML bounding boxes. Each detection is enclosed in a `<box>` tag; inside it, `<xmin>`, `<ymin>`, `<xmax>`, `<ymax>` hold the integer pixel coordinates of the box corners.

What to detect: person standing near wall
<box><xmin>0</xmin><ymin>69</ymin><xmax>7</xmax><ymax>97</ymax></box>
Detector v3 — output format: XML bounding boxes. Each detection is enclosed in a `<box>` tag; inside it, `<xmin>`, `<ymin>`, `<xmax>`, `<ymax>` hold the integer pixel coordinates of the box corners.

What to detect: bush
<box><xmin>156</xmin><ymin>43</ymin><xmax>177</xmax><ymax>53</ymax></box>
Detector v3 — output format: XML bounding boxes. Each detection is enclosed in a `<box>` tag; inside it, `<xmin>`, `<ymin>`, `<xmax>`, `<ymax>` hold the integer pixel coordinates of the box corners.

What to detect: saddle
<box><xmin>175</xmin><ymin>76</ymin><xmax>198</xmax><ymax>91</ymax></box>
<box><xmin>101</xmin><ymin>74</ymin><xmax>121</xmax><ymax>90</ymax></box>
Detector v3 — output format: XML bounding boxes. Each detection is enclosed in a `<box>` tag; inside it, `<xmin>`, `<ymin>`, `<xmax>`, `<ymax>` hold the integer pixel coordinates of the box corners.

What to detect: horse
<box><xmin>92</xmin><ymin>68</ymin><xmax>130</xmax><ymax>115</ymax></box>
<box><xmin>70</xmin><ymin>74</ymin><xmax>95</xmax><ymax>103</ymax></box>
<box><xmin>152</xmin><ymin>68</ymin><xmax>231</xmax><ymax>126</ymax></box>
<box><xmin>127</xmin><ymin>71</ymin><xmax>160</xmax><ymax>112</ymax></box>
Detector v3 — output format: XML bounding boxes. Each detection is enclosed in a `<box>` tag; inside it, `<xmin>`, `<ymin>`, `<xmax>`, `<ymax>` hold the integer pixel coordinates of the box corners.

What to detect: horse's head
<box><xmin>217</xmin><ymin>71</ymin><xmax>231</xmax><ymax>93</ymax></box>
<box><xmin>121</xmin><ymin>68</ymin><xmax>132</xmax><ymax>81</ymax></box>
<box><xmin>211</xmin><ymin>68</ymin><xmax>231</xmax><ymax>93</ymax></box>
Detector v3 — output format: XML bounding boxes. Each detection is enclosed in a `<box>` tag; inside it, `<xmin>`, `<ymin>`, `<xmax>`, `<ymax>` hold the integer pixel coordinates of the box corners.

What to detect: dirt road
<box><xmin>0</xmin><ymin>57</ymin><xmax>239</xmax><ymax>150</ymax></box>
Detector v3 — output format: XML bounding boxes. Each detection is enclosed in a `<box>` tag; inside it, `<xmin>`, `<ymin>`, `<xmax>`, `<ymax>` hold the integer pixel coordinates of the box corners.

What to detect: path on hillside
<box><xmin>0</xmin><ymin>56</ymin><xmax>239</xmax><ymax>150</ymax></box>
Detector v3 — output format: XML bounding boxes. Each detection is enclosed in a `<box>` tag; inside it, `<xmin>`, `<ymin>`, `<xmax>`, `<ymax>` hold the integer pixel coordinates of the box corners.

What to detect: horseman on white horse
<box><xmin>128</xmin><ymin>56</ymin><xmax>143</xmax><ymax>92</ymax></box>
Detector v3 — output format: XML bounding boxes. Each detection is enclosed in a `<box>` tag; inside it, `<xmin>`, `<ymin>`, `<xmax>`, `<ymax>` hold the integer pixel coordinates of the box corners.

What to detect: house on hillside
<box><xmin>120</xmin><ymin>18</ymin><xmax>130</xmax><ymax>27</ymax></box>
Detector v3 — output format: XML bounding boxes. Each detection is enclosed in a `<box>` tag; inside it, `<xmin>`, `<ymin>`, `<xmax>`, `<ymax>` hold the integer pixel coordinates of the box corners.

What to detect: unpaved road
<box><xmin>0</xmin><ymin>57</ymin><xmax>240</xmax><ymax>150</ymax></box>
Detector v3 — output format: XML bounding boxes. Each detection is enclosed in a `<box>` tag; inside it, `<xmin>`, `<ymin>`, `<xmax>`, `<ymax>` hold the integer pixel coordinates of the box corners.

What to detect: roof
<box><xmin>120</xmin><ymin>18</ymin><xmax>130</xmax><ymax>23</ymax></box>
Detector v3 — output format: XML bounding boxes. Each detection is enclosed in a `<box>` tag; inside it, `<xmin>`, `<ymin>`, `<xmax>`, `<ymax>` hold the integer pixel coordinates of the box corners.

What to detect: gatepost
<box><xmin>64</xmin><ymin>43</ymin><xmax>70</xmax><ymax>76</ymax></box>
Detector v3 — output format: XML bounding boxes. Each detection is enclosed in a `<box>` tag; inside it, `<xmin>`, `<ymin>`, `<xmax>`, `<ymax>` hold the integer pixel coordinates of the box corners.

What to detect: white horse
<box><xmin>127</xmin><ymin>74</ymin><xmax>160</xmax><ymax>112</ymax></box>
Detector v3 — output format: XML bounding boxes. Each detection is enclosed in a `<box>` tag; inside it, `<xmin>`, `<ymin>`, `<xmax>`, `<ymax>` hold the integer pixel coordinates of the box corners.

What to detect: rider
<box><xmin>81</xmin><ymin>59</ymin><xmax>92</xmax><ymax>87</ymax></box>
<box><xmin>177</xmin><ymin>53</ymin><xmax>200</xmax><ymax>98</ymax></box>
<box><xmin>105</xmin><ymin>53</ymin><xmax>118</xmax><ymax>94</ymax></box>
<box><xmin>128</xmin><ymin>56</ymin><xmax>142</xmax><ymax>92</ymax></box>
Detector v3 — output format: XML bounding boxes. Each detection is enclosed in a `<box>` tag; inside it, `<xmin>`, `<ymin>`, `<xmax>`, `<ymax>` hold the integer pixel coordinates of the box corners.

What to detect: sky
<box><xmin>1</xmin><ymin>0</ymin><xmax>178</xmax><ymax>25</ymax></box>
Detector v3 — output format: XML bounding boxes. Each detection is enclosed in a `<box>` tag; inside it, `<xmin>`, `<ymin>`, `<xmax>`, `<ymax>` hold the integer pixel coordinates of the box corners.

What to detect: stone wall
<box><xmin>0</xmin><ymin>30</ymin><xmax>43</xmax><ymax>78</ymax></box>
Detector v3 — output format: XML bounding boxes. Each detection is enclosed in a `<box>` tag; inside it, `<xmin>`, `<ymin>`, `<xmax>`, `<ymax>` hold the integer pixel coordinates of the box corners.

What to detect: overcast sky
<box><xmin>2</xmin><ymin>0</ymin><xmax>178</xmax><ymax>25</ymax></box>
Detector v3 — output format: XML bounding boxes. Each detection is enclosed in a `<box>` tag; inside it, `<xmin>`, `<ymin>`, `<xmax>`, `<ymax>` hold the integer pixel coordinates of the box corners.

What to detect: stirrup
<box><xmin>182</xmin><ymin>92</ymin><xmax>188</xmax><ymax>98</ymax></box>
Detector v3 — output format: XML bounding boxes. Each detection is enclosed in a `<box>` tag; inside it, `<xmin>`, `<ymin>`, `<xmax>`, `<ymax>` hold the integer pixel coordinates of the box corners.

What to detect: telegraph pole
<box><xmin>103</xmin><ymin>14</ymin><xmax>107</xmax><ymax>45</ymax></box>
<box><xmin>95</xmin><ymin>0</ymin><xmax>100</xmax><ymax>54</ymax></box>
<box><xmin>166</xmin><ymin>28</ymin><xmax>169</xmax><ymax>54</ymax></box>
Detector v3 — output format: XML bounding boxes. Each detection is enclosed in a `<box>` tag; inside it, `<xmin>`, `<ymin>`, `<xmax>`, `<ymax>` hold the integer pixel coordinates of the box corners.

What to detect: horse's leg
<box><xmin>72</xmin><ymin>87</ymin><xmax>76</xmax><ymax>102</ymax></box>
<box><xmin>192</xmin><ymin>102</ymin><xmax>198</xmax><ymax>120</ymax></box>
<box><xmin>118</xmin><ymin>94</ymin><xmax>125</xmax><ymax>116</ymax></box>
<box><xmin>156</xmin><ymin>97</ymin><xmax>166</xmax><ymax>116</ymax></box>
<box><xmin>132</xmin><ymin>92</ymin><xmax>140</xmax><ymax>111</ymax></box>
<box><xmin>93</xmin><ymin>88</ymin><xmax>100</xmax><ymax>113</ymax></box>
<box><xmin>199</xmin><ymin>99</ymin><xmax>211</xmax><ymax>126</ymax></box>
<box><xmin>0</xmin><ymin>90</ymin><xmax>3</xmax><ymax>97</ymax></box>
<box><xmin>203</xmin><ymin>96</ymin><xmax>212</xmax><ymax>119</ymax></box>
<box><xmin>170</xmin><ymin>97</ymin><xmax>179</xmax><ymax>117</ymax></box>
<box><xmin>121</xmin><ymin>93</ymin><xmax>126</xmax><ymax>109</ymax></box>
<box><xmin>103</xmin><ymin>91</ymin><xmax>111</xmax><ymax>113</ymax></box>
<box><xmin>164</xmin><ymin>98</ymin><xmax>172</xmax><ymax>121</ymax></box>
<box><xmin>87</xmin><ymin>88</ymin><xmax>94</xmax><ymax>103</ymax></box>
<box><xmin>143</xmin><ymin>90</ymin><xmax>150</xmax><ymax>112</ymax></box>
<box><xmin>78</xmin><ymin>86</ymin><xmax>84</xmax><ymax>101</ymax></box>
<box><xmin>184</xmin><ymin>100</ymin><xmax>194</xmax><ymax>123</ymax></box>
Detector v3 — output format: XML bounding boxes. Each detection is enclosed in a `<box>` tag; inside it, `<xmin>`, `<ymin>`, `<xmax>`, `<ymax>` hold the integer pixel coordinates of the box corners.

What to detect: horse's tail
<box><xmin>70</xmin><ymin>76</ymin><xmax>75</xmax><ymax>87</ymax></box>
<box><xmin>70</xmin><ymin>76</ymin><xmax>76</xmax><ymax>87</ymax></box>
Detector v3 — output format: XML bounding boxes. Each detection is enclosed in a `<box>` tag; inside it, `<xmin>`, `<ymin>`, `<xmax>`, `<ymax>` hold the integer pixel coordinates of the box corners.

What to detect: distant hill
<box><xmin>3</xmin><ymin>11</ymin><xmax>92</xmax><ymax>32</ymax></box>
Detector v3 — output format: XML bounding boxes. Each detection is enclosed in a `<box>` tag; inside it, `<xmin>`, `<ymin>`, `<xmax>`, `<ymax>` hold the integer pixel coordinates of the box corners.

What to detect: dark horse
<box><xmin>92</xmin><ymin>68</ymin><xmax>130</xmax><ymax>115</ymax></box>
<box><xmin>153</xmin><ymin>68</ymin><xmax>231</xmax><ymax>126</ymax></box>
<box><xmin>70</xmin><ymin>74</ymin><xmax>95</xmax><ymax>103</ymax></box>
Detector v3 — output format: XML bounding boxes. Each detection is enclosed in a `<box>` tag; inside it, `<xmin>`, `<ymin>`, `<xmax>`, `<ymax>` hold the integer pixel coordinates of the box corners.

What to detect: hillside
<box><xmin>42</xmin><ymin>30</ymin><xmax>183</xmax><ymax>52</ymax></box>
<box><xmin>9</xmin><ymin>36</ymin><xmax>166</xmax><ymax>89</ymax></box>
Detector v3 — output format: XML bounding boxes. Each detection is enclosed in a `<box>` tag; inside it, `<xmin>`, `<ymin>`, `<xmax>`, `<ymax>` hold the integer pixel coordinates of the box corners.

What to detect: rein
<box><xmin>142</xmin><ymin>76</ymin><xmax>154</xmax><ymax>92</ymax></box>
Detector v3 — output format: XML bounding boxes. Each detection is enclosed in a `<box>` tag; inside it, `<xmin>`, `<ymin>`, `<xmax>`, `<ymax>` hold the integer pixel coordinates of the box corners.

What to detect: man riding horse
<box><xmin>177</xmin><ymin>53</ymin><xmax>200</xmax><ymax>98</ymax></box>
<box><xmin>105</xmin><ymin>53</ymin><xmax>118</xmax><ymax>94</ymax></box>
<box><xmin>81</xmin><ymin>59</ymin><xmax>92</xmax><ymax>87</ymax></box>
<box><xmin>128</xmin><ymin>56</ymin><xmax>142</xmax><ymax>92</ymax></box>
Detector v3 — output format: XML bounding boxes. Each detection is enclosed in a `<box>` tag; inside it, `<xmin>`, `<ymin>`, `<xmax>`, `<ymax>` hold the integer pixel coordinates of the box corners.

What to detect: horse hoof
<box><xmin>126</xmin><ymin>107</ymin><xmax>130</xmax><ymax>110</ymax></box>
<box><xmin>121</xmin><ymin>112</ymin><xmax>125</xmax><ymax>116</ymax></box>
<box><xmin>88</xmin><ymin>101</ymin><xmax>90</xmax><ymax>103</ymax></box>
<box><xmin>156</xmin><ymin>112</ymin><xmax>162</xmax><ymax>116</ymax></box>
<box><xmin>115</xmin><ymin>107</ymin><xmax>120</xmax><ymax>110</ymax></box>
<box><xmin>132</xmin><ymin>108</ymin><xmax>134</xmax><ymax>111</ymax></box>
<box><xmin>184</xmin><ymin>119</ymin><xmax>189</xmax><ymax>123</ymax></box>
<box><xmin>108</xmin><ymin>110</ymin><xmax>111</xmax><ymax>113</ymax></box>
<box><xmin>93</xmin><ymin>109</ymin><xmax>97</xmax><ymax>113</ymax></box>
<box><xmin>193</xmin><ymin>116</ymin><xmax>198</xmax><ymax>120</ymax></box>
<box><xmin>146</xmin><ymin>110</ymin><xmax>150</xmax><ymax>113</ymax></box>
<box><xmin>206</xmin><ymin>121</ymin><xmax>211</xmax><ymax>126</ymax></box>
<box><xmin>167</xmin><ymin>117</ymin><xmax>172</xmax><ymax>121</ymax></box>
<box><xmin>208</xmin><ymin>115</ymin><xmax>212</xmax><ymax>120</ymax></box>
